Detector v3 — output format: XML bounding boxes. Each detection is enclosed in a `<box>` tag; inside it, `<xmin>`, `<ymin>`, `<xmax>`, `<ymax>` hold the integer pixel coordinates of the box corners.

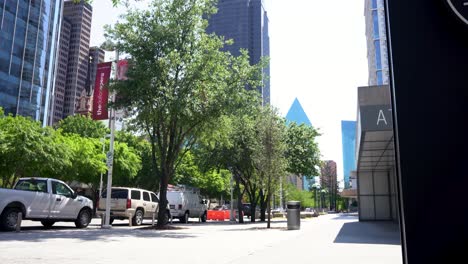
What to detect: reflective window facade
<box><xmin>365</xmin><ymin>0</ymin><xmax>389</xmax><ymax>86</ymax></box>
<box><xmin>341</xmin><ymin>120</ymin><xmax>357</xmax><ymax>189</ymax></box>
<box><xmin>207</xmin><ymin>0</ymin><xmax>270</xmax><ymax>105</ymax></box>
<box><xmin>0</xmin><ymin>0</ymin><xmax>62</xmax><ymax>124</ymax></box>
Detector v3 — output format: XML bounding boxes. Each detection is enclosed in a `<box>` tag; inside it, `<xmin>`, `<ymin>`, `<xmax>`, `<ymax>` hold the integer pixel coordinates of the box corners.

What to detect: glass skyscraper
<box><xmin>0</xmin><ymin>0</ymin><xmax>62</xmax><ymax>125</ymax></box>
<box><xmin>341</xmin><ymin>120</ymin><xmax>357</xmax><ymax>189</ymax></box>
<box><xmin>207</xmin><ymin>0</ymin><xmax>270</xmax><ymax>105</ymax></box>
<box><xmin>364</xmin><ymin>0</ymin><xmax>389</xmax><ymax>85</ymax></box>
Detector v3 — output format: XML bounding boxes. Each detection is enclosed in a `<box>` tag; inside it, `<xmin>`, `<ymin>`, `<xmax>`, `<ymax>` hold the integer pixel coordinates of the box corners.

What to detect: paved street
<box><xmin>0</xmin><ymin>213</ymin><xmax>402</xmax><ymax>264</ymax></box>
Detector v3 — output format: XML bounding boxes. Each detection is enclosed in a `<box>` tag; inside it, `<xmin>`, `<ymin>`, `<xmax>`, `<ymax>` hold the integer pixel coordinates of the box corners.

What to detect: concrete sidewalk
<box><xmin>0</xmin><ymin>213</ymin><xmax>402</xmax><ymax>264</ymax></box>
<box><xmin>229</xmin><ymin>213</ymin><xmax>403</xmax><ymax>264</ymax></box>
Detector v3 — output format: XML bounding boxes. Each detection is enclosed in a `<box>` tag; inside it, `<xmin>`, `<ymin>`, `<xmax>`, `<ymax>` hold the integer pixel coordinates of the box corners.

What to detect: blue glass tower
<box><xmin>285</xmin><ymin>98</ymin><xmax>315</xmax><ymax>190</ymax></box>
<box><xmin>207</xmin><ymin>0</ymin><xmax>270</xmax><ymax>105</ymax></box>
<box><xmin>341</xmin><ymin>120</ymin><xmax>357</xmax><ymax>188</ymax></box>
<box><xmin>0</xmin><ymin>0</ymin><xmax>62</xmax><ymax>125</ymax></box>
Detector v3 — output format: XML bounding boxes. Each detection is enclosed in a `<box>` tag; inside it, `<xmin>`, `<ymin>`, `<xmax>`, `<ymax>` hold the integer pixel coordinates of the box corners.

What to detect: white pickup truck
<box><xmin>0</xmin><ymin>178</ymin><xmax>94</xmax><ymax>231</ymax></box>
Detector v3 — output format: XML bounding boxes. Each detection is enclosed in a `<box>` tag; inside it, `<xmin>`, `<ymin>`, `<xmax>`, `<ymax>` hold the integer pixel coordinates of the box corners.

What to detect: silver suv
<box><xmin>97</xmin><ymin>187</ymin><xmax>169</xmax><ymax>226</ymax></box>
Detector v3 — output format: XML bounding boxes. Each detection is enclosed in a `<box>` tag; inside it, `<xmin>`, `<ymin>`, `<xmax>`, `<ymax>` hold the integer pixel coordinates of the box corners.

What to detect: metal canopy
<box><xmin>357</xmin><ymin>130</ymin><xmax>395</xmax><ymax>172</ymax></box>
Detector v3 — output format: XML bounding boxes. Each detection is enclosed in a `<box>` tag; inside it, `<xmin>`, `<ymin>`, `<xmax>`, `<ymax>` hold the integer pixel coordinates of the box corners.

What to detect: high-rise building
<box><xmin>341</xmin><ymin>120</ymin><xmax>357</xmax><ymax>189</ymax></box>
<box><xmin>0</xmin><ymin>0</ymin><xmax>63</xmax><ymax>125</ymax></box>
<box><xmin>364</xmin><ymin>0</ymin><xmax>389</xmax><ymax>85</ymax></box>
<box><xmin>207</xmin><ymin>0</ymin><xmax>270</xmax><ymax>105</ymax></box>
<box><xmin>51</xmin><ymin>18</ymin><xmax>72</xmax><ymax>124</ymax></box>
<box><xmin>61</xmin><ymin>0</ymin><xmax>92</xmax><ymax>118</ymax></box>
<box><xmin>87</xmin><ymin>47</ymin><xmax>105</xmax><ymax>94</ymax></box>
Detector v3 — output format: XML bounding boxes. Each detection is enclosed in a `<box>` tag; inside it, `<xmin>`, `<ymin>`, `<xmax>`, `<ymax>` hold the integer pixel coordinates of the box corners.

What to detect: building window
<box><xmin>374</xmin><ymin>40</ymin><xmax>382</xmax><ymax>70</ymax></box>
<box><xmin>372</xmin><ymin>10</ymin><xmax>379</xmax><ymax>39</ymax></box>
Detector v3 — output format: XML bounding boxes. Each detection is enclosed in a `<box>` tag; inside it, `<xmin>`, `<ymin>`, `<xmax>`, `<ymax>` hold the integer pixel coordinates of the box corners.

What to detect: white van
<box><xmin>165</xmin><ymin>185</ymin><xmax>207</xmax><ymax>223</ymax></box>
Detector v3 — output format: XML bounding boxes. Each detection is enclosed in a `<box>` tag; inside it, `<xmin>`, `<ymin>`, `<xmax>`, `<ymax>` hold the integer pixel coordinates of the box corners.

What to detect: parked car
<box><xmin>242</xmin><ymin>203</ymin><xmax>261</xmax><ymax>219</ymax></box>
<box><xmin>97</xmin><ymin>187</ymin><xmax>170</xmax><ymax>226</ymax></box>
<box><xmin>165</xmin><ymin>185</ymin><xmax>207</xmax><ymax>223</ymax></box>
<box><xmin>0</xmin><ymin>178</ymin><xmax>94</xmax><ymax>231</ymax></box>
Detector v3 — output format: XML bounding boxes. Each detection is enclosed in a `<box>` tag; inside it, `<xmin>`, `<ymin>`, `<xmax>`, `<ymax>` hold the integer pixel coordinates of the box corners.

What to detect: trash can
<box><xmin>287</xmin><ymin>201</ymin><xmax>301</xmax><ymax>230</ymax></box>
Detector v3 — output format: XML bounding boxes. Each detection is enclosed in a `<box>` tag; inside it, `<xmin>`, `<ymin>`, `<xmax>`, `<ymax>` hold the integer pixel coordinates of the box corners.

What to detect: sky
<box><xmin>90</xmin><ymin>0</ymin><xmax>369</xmax><ymax>185</ymax></box>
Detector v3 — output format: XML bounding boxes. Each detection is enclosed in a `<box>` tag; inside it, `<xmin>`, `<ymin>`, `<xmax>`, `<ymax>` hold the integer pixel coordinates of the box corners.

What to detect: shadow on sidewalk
<box><xmin>334</xmin><ymin>221</ymin><xmax>401</xmax><ymax>245</ymax></box>
<box><xmin>0</xmin><ymin>226</ymin><xmax>196</xmax><ymax>242</ymax></box>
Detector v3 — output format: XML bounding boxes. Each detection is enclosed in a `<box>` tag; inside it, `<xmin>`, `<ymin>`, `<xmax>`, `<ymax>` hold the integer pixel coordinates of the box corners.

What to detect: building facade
<box><xmin>87</xmin><ymin>46</ymin><xmax>105</xmax><ymax>95</ymax></box>
<box><xmin>355</xmin><ymin>85</ymin><xmax>397</xmax><ymax>221</ymax></box>
<box><xmin>341</xmin><ymin>120</ymin><xmax>357</xmax><ymax>189</ymax></box>
<box><xmin>364</xmin><ymin>0</ymin><xmax>389</xmax><ymax>85</ymax></box>
<box><xmin>50</xmin><ymin>18</ymin><xmax>71</xmax><ymax>124</ymax></box>
<box><xmin>207</xmin><ymin>0</ymin><xmax>270</xmax><ymax>105</ymax></box>
<box><xmin>61</xmin><ymin>0</ymin><xmax>92</xmax><ymax>118</ymax></box>
<box><xmin>0</xmin><ymin>0</ymin><xmax>63</xmax><ymax>125</ymax></box>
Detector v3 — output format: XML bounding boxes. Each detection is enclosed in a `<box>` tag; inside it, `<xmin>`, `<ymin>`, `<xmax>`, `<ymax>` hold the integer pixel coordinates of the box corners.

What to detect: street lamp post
<box><xmin>101</xmin><ymin>43</ymin><xmax>119</xmax><ymax>229</ymax></box>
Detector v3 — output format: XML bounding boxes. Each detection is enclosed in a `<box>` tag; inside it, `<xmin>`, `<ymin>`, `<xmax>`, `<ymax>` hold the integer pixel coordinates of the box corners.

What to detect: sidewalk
<box><xmin>0</xmin><ymin>213</ymin><xmax>402</xmax><ymax>264</ymax></box>
<box><xmin>229</xmin><ymin>213</ymin><xmax>403</xmax><ymax>264</ymax></box>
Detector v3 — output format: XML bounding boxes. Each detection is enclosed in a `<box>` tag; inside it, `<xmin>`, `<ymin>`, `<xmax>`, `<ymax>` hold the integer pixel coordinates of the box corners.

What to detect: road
<box><xmin>0</xmin><ymin>214</ymin><xmax>402</xmax><ymax>264</ymax></box>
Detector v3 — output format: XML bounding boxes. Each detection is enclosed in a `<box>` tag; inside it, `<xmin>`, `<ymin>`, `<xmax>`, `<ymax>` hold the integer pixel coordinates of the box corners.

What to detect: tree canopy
<box><xmin>105</xmin><ymin>0</ymin><xmax>265</xmax><ymax>226</ymax></box>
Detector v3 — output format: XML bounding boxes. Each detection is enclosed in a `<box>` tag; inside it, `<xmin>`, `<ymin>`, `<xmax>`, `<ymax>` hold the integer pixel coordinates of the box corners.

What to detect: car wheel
<box><xmin>75</xmin><ymin>208</ymin><xmax>91</xmax><ymax>228</ymax></box>
<box><xmin>109</xmin><ymin>218</ymin><xmax>114</xmax><ymax>225</ymax></box>
<box><xmin>0</xmin><ymin>207</ymin><xmax>21</xmax><ymax>231</ymax></box>
<box><xmin>180</xmin><ymin>212</ymin><xmax>189</xmax><ymax>223</ymax></box>
<box><xmin>41</xmin><ymin>220</ymin><xmax>55</xmax><ymax>228</ymax></box>
<box><xmin>132</xmin><ymin>209</ymin><xmax>144</xmax><ymax>226</ymax></box>
<box><xmin>201</xmin><ymin>211</ymin><xmax>207</xmax><ymax>223</ymax></box>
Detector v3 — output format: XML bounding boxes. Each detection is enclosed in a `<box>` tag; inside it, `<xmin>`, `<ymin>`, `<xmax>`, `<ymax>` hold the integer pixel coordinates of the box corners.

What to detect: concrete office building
<box><xmin>364</xmin><ymin>0</ymin><xmax>389</xmax><ymax>85</ymax></box>
<box><xmin>355</xmin><ymin>85</ymin><xmax>397</xmax><ymax>221</ymax></box>
<box><xmin>0</xmin><ymin>0</ymin><xmax>62</xmax><ymax>125</ymax></box>
<box><xmin>207</xmin><ymin>0</ymin><xmax>270</xmax><ymax>105</ymax></box>
<box><xmin>87</xmin><ymin>46</ymin><xmax>105</xmax><ymax>94</ymax></box>
<box><xmin>61</xmin><ymin>0</ymin><xmax>92</xmax><ymax>118</ymax></box>
<box><xmin>51</xmin><ymin>18</ymin><xmax>72</xmax><ymax>124</ymax></box>
<box><xmin>341</xmin><ymin>120</ymin><xmax>357</xmax><ymax>189</ymax></box>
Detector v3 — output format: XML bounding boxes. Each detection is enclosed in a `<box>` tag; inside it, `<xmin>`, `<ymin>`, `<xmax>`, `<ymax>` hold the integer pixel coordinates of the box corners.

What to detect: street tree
<box><xmin>254</xmin><ymin>106</ymin><xmax>287</xmax><ymax>227</ymax></box>
<box><xmin>0</xmin><ymin>113</ymin><xmax>71</xmax><ymax>188</ymax></box>
<box><xmin>285</xmin><ymin>122</ymin><xmax>322</xmax><ymax>185</ymax></box>
<box><xmin>106</xmin><ymin>0</ymin><xmax>265</xmax><ymax>226</ymax></box>
<box><xmin>56</xmin><ymin>114</ymin><xmax>109</xmax><ymax>139</ymax></box>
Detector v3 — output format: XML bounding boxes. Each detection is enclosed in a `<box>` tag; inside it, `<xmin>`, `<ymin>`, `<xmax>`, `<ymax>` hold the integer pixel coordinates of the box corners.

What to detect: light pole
<box><xmin>99</xmin><ymin>137</ymin><xmax>106</xmax><ymax>199</ymax></box>
<box><xmin>100</xmin><ymin>41</ymin><xmax>119</xmax><ymax>229</ymax></box>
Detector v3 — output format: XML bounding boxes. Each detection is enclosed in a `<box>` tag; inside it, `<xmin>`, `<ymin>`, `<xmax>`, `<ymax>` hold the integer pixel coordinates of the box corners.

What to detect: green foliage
<box><xmin>285</xmin><ymin>122</ymin><xmax>322</xmax><ymax>177</ymax></box>
<box><xmin>285</xmin><ymin>184</ymin><xmax>316</xmax><ymax>209</ymax></box>
<box><xmin>105</xmin><ymin>0</ymin><xmax>266</xmax><ymax>225</ymax></box>
<box><xmin>57</xmin><ymin>114</ymin><xmax>109</xmax><ymax>139</ymax></box>
<box><xmin>60</xmin><ymin>135</ymin><xmax>107</xmax><ymax>185</ymax></box>
<box><xmin>0</xmin><ymin>114</ymin><xmax>71</xmax><ymax>188</ymax></box>
<box><xmin>115</xmin><ymin>131</ymin><xmax>158</xmax><ymax>191</ymax></box>
<box><xmin>173</xmin><ymin>151</ymin><xmax>230</xmax><ymax>198</ymax></box>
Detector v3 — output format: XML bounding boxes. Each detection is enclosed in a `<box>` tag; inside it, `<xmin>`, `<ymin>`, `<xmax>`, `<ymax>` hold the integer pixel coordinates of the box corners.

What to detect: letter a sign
<box><xmin>446</xmin><ymin>0</ymin><xmax>468</xmax><ymax>25</ymax></box>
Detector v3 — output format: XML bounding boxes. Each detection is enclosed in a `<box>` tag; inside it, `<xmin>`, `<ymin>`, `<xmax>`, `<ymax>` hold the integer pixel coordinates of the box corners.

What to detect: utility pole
<box><xmin>102</xmin><ymin>48</ymin><xmax>119</xmax><ymax>229</ymax></box>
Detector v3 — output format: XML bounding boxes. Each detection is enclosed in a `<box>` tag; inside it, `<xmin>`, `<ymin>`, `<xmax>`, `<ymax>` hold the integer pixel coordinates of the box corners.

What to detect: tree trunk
<box><xmin>259</xmin><ymin>189</ymin><xmax>266</xmax><ymax>222</ymax></box>
<box><xmin>235</xmin><ymin>176</ymin><xmax>243</xmax><ymax>223</ymax></box>
<box><xmin>156</xmin><ymin>170</ymin><xmax>169</xmax><ymax>227</ymax></box>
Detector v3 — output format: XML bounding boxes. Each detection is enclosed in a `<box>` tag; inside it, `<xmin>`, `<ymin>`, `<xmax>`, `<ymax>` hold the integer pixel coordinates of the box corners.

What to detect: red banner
<box><xmin>92</xmin><ymin>62</ymin><xmax>112</xmax><ymax>120</ymax></box>
<box><xmin>116</xmin><ymin>59</ymin><xmax>129</xmax><ymax>80</ymax></box>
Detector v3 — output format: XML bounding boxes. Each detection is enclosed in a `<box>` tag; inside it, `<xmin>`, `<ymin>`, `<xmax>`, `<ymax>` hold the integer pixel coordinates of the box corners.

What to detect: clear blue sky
<box><xmin>90</xmin><ymin>0</ymin><xmax>368</xmax><ymax>185</ymax></box>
